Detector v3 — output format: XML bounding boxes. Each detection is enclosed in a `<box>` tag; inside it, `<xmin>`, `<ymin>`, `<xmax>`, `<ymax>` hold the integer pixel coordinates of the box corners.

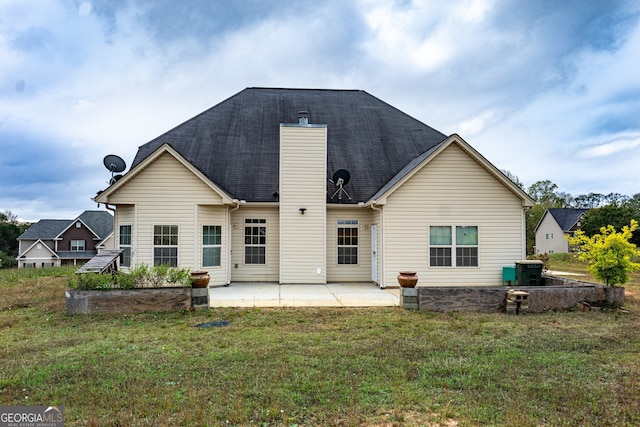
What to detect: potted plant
<box><xmin>190</xmin><ymin>270</ymin><xmax>210</xmax><ymax>288</ymax></box>
<box><xmin>397</xmin><ymin>271</ymin><xmax>418</xmax><ymax>288</ymax></box>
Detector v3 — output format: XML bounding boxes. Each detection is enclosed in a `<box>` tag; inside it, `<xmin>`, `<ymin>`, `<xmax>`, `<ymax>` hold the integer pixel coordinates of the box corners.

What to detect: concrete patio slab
<box><xmin>209</xmin><ymin>282</ymin><xmax>400</xmax><ymax>307</ymax></box>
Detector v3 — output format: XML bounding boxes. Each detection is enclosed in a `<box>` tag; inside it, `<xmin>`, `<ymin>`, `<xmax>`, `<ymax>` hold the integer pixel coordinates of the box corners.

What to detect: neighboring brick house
<box><xmin>94</xmin><ymin>88</ymin><xmax>534</xmax><ymax>288</ymax></box>
<box><xmin>16</xmin><ymin>210</ymin><xmax>113</xmax><ymax>268</ymax></box>
<box><xmin>534</xmin><ymin>208</ymin><xmax>588</xmax><ymax>254</ymax></box>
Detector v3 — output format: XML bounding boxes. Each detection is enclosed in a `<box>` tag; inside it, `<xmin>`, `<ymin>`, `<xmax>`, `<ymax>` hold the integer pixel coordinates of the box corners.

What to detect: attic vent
<box><xmin>298</xmin><ymin>111</ymin><xmax>310</xmax><ymax>125</ymax></box>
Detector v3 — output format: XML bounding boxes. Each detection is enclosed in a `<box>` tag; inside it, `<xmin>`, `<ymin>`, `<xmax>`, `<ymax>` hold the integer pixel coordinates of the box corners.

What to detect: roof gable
<box><xmin>127</xmin><ymin>88</ymin><xmax>448</xmax><ymax>204</ymax></box>
<box><xmin>96</xmin><ymin>144</ymin><xmax>235</xmax><ymax>204</ymax></box>
<box><xmin>57</xmin><ymin>211</ymin><xmax>113</xmax><ymax>241</ymax></box>
<box><xmin>18</xmin><ymin>239</ymin><xmax>59</xmax><ymax>258</ymax></box>
<box><xmin>368</xmin><ymin>134</ymin><xmax>535</xmax><ymax>207</ymax></box>
<box><xmin>546</xmin><ymin>208</ymin><xmax>588</xmax><ymax>232</ymax></box>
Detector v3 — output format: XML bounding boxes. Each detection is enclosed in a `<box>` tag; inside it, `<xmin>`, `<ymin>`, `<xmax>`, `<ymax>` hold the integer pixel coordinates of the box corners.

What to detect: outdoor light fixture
<box><xmin>299</xmin><ymin>208</ymin><xmax>307</xmax><ymax>214</ymax></box>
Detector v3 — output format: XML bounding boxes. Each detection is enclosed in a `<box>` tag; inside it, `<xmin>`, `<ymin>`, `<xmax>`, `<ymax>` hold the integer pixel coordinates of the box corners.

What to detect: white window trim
<box><xmin>244</xmin><ymin>219</ymin><xmax>267</xmax><ymax>265</ymax></box>
<box><xmin>119</xmin><ymin>224</ymin><xmax>132</xmax><ymax>267</ymax></box>
<box><xmin>428</xmin><ymin>225</ymin><xmax>479</xmax><ymax>268</ymax></box>
<box><xmin>202</xmin><ymin>225</ymin><xmax>222</xmax><ymax>268</ymax></box>
<box><xmin>337</xmin><ymin>219</ymin><xmax>359</xmax><ymax>265</ymax></box>
<box><xmin>153</xmin><ymin>224</ymin><xmax>179</xmax><ymax>267</ymax></box>
<box><xmin>71</xmin><ymin>240</ymin><xmax>85</xmax><ymax>251</ymax></box>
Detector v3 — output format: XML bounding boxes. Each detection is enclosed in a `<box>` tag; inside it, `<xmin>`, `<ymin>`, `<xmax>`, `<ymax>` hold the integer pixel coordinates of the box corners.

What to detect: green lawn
<box><xmin>1</xmin><ymin>259</ymin><xmax>639</xmax><ymax>426</ymax></box>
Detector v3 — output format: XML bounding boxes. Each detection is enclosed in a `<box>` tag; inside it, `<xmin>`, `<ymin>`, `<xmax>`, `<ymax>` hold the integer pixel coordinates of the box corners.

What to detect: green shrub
<box><xmin>0</xmin><ymin>251</ymin><xmax>17</xmax><ymax>269</ymax></box>
<box><xmin>568</xmin><ymin>220</ymin><xmax>640</xmax><ymax>286</ymax></box>
<box><xmin>67</xmin><ymin>264</ymin><xmax>192</xmax><ymax>290</ymax></box>
<box><xmin>68</xmin><ymin>272</ymin><xmax>117</xmax><ymax>290</ymax></box>
<box><xmin>151</xmin><ymin>264</ymin><xmax>170</xmax><ymax>286</ymax></box>
<box><xmin>167</xmin><ymin>267</ymin><xmax>191</xmax><ymax>286</ymax></box>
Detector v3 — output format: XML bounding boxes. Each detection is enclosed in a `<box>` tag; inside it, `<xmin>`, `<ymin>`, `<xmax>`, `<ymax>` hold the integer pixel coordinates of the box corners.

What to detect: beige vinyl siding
<box><xmin>98</xmin><ymin>234</ymin><xmax>115</xmax><ymax>250</ymax></box>
<box><xmin>198</xmin><ymin>205</ymin><xmax>228</xmax><ymax>286</ymax></box>
<box><xmin>18</xmin><ymin>240</ymin><xmax>37</xmax><ymax>255</ymax></box>
<box><xmin>326</xmin><ymin>208</ymin><xmax>372</xmax><ymax>282</ymax></box>
<box><xmin>108</xmin><ymin>153</ymin><xmax>224</xmax><ymax>269</ymax></box>
<box><xmin>19</xmin><ymin>243</ymin><xmax>57</xmax><ymax>267</ymax></box>
<box><xmin>535</xmin><ymin>212</ymin><xmax>568</xmax><ymax>254</ymax></box>
<box><xmin>115</xmin><ymin>205</ymin><xmax>135</xmax><ymax>266</ymax></box>
<box><xmin>230</xmin><ymin>207</ymin><xmax>280</xmax><ymax>282</ymax></box>
<box><xmin>383</xmin><ymin>142</ymin><xmax>525</xmax><ymax>286</ymax></box>
<box><xmin>279</xmin><ymin>125</ymin><xmax>327</xmax><ymax>284</ymax></box>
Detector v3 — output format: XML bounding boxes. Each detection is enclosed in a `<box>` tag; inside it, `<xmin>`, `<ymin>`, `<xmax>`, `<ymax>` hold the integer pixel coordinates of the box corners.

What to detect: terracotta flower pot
<box><xmin>191</xmin><ymin>270</ymin><xmax>210</xmax><ymax>288</ymax></box>
<box><xmin>397</xmin><ymin>271</ymin><xmax>418</xmax><ymax>288</ymax></box>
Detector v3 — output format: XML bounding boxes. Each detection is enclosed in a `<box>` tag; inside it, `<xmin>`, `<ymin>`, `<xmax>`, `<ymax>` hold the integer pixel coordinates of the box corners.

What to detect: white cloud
<box><xmin>78</xmin><ymin>1</ymin><xmax>92</xmax><ymax>17</ymax></box>
<box><xmin>458</xmin><ymin>110</ymin><xmax>499</xmax><ymax>136</ymax></box>
<box><xmin>579</xmin><ymin>136</ymin><xmax>640</xmax><ymax>158</ymax></box>
<box><xmin>2</xmin><ymin>0</ymin><xmax>640</xmax><ymax>220</ymax></box>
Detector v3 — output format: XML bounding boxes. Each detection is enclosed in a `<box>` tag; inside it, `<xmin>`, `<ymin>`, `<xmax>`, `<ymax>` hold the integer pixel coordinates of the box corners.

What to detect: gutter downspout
<box><xmin>370</xmin><ymin>201</ymin><xmax>384</xmax><ymax>288</ymax></box>
<box><xmin>523</xmin><ymin>205</ymin><xmax>530</xmax><ymax>258</ymax></box>
<box><xmin>103</xmin><ymin>203</ymin><xmax>117</xmax><ymax>262</ymax></box>
<box><xmin>227</xmin><ymin>200</ymin><xmax>243</xmax><ymax>286</ymax></box>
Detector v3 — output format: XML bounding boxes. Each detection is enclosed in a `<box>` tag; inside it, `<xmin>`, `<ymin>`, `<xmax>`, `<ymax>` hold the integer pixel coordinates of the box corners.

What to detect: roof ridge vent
<box><xmin>298</xmin><ymin>111</ymin><xmax>310</xmax><ymax>125</ymax></box>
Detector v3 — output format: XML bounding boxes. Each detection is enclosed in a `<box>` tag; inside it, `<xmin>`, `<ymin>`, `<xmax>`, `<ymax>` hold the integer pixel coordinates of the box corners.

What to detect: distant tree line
<box><xmin>502</xmin><ymin>173</ymin><xmax>640</xmax><ymax>253</ymax></box>
<box><xmin>0</xmin><ymin>211</ymin><xmax>32</xmax><ymax>268</ymax></box>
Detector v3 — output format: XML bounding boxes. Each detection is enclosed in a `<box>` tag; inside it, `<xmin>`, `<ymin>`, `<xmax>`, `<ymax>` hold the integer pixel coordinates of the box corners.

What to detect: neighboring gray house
<box><xmin>16</xmin><ymin>210</ymin><xmax>113</xmax><ymax>268</ymax></box>
<box><xmin>94</xmin><ymin>87</ymin><xmax>534</xmax><ymax>288</ymax></box>
<box><xmin>534</xmin><ymin>208</ymin><xmax>588</xmax><ymax>254</ymax></box>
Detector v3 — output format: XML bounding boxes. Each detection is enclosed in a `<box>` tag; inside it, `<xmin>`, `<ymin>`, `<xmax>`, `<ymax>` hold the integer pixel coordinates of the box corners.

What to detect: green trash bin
<box><xmin>502</xmin><ymin>266</ymin><xmax>516</xmax><ymax>286</ymax></box>
<box><xmin>515</xmin><ymin>260</ymin><xmax>543</xmax><ymax>286</ymax></box>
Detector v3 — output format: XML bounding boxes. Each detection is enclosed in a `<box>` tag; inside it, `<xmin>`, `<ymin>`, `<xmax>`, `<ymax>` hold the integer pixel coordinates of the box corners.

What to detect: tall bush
<box><xmin>567</xmin><ymin>220</ymin><xmax>640</xmax><ymax>286</ymax></box>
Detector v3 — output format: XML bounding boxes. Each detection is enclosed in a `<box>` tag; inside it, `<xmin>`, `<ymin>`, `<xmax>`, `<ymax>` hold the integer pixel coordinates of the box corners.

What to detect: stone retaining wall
<box><xmin>66</xmin><ymin>288</ymin><xmax>192</xmax><ymax>314</ymax></box>
<box><xmin>402</xmin><ymin>275</ymin><xmax>625</xmax><ymax>313</ymax></box>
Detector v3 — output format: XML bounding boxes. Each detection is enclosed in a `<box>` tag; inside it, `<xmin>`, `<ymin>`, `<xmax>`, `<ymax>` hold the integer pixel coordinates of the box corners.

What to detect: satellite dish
<box><xmin>103</xmin><ymin>155</ymin><xmax>126</xmax><ymax>185</ymax></box>
<box><xmin>104</xmin><ymin>155</ymin><xmax>126</xmax><ymax>173</ymax></box>
<box><xmin>109</xmin><ymin>174</ymin><xmax>124</xmax><ymax>185</ymax></box>
<box><xmin>330</xmin><ymin>169</ymin><xmax>352</xmax><ymax>200</ymax></box>
<box><xmin>332</xmin><ymin>169</ymin><xmax>351</xmax><ymax>186</ymax></box>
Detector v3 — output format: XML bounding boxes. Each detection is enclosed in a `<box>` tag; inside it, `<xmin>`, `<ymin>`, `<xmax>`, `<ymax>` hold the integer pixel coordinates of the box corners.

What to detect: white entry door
<box><xmin>371</xmin><ymin>225</ymin><xmax>378</xmax><ymax>285</ymax></box>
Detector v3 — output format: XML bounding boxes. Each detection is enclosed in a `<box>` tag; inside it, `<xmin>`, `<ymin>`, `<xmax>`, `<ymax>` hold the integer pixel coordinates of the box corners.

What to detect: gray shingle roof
<box><xmin>547</xmin><ymin>208</ymin><xmax>588</xmax><ymax>232</ymax></box>
<box><xmin>17</xmin><ymin>219</ymin><xmax>71</xmax><ymax>240</ymax></box>
<box><xmin>17</xmin><ymin>210</ymin><xmax>113</xmax><ymax>240</ymax></box>
<box><xmin>56</xmin><ymin>251</ymin><xmax>98</xmax><ymax>259</ymax></box>
<box><xmin>77</xmin><ymin>210</ymin><xmax>114</xmax><ymax>240</ymax></box>
<box><xmin>130</xmin><ymin>88</ymin><xmax>448</xmax><ymax>203</ymax></box>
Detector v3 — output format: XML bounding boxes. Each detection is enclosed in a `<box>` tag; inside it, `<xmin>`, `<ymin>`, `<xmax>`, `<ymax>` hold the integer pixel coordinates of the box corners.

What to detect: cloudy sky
<box><xmin>1</xmin><ymin>0</ymin><xmax>639</xmax><ymax>221</ymax></box>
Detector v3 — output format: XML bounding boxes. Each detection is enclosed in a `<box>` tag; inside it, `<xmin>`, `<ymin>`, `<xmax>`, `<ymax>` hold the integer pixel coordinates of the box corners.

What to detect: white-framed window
<box><xmin>153</xmin><ymin>225</ymin><xmax>178</xmax><ymax>267</ymax></box>
<box><xmin>119</xmin><ymin>225</ymin><xmax>132</xmax><ymax>267</ymax></box>
<box><xmin>203</xmin><ymin>225</ymin><xmax>222</xmax><ymax>267</ymax></box>
<box><xmin>71</xmin><ymin>240</ymin><xmax>85</xmax><ymax>251</ymax></box>
<box><xmin>25</xmin><ymin>263</ymin><xmax>36</xmax><ymax>268</ymax></box>
<box><xmin>244</xmin><ymin>219</ymin><xmax>266</xmax><ymax>264</ymax></box>
<box><xmin>76</xmin><ymin>222</ymin><xmax>81</xmax><ymax>228</ymax></box>
<box><xmin>429</xmin><ymin>225</ymin><xmax>478</xmax><ymax>267</ymax></box>
<box><xmin>337</xmin><ymin>219</ymin><xmax>358</xmax><ymax>265</ymax></box>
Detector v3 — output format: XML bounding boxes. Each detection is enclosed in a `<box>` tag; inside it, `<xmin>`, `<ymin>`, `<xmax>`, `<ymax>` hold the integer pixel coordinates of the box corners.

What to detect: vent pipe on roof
<box><xmin>298</xmin><ymin>111</ymin><xmax>310</xmax><ymax>125</ymax></box>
